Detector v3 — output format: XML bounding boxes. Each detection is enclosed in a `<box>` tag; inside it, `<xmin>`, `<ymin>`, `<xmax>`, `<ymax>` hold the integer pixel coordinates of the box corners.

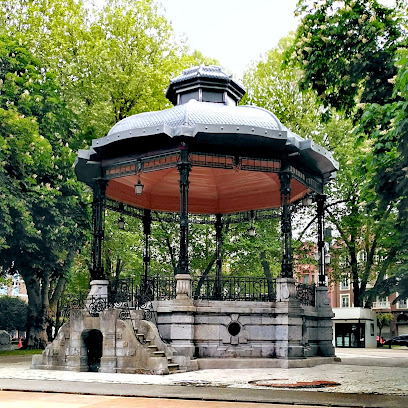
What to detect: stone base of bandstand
<box><xmin>32</xmin><ymin>277</ymin><xmax>337</xmax><ymax>374</ymax></box>
<box><xmin>156</xmin><ymin>277</ymin><xmax>336</xmax><ymax>370</ymax></box>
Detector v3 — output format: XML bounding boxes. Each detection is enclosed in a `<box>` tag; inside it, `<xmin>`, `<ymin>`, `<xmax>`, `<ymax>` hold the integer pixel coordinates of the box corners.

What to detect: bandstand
<box><xmin>32</xmin><ymin>66</ymin><xmax>339</xmax><ymax>374</ymax></box>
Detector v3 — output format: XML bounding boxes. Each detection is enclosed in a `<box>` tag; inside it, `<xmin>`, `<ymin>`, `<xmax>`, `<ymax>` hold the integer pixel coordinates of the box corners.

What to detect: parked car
<box><xmin>383</xmin><ymin>335</ymin><xmax>408</xmax><ymax>348</ymax></box>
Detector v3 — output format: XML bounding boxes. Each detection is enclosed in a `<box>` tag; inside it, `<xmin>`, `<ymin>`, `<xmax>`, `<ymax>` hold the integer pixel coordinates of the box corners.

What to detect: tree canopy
<box><xmin>0</xmin><ymin>296</ymin><xmax>28</xmax><ymax>332</ymax></box>
<box><xmin>0</xmin><ymin>35</ymin><xmax>89</xmax><ymax>347</ymax></box>
<box><xmin>287</xmin><ymin>0</ymin><xmax>403</xmax><ymax>118</ymax></box>
<box><xmin>0</xmin><ymin>0</ymin><xmax>219</xmax><ymax>142</ymax></box>
<box><xmin>0</xmin><ymin>0</ymin><xmax>222</xmax><ymax>346</ymax></box>
<box><xmin>285</xmin><ymin>0</ymin><xmax>408</xmax><ymax>306</ymax></box>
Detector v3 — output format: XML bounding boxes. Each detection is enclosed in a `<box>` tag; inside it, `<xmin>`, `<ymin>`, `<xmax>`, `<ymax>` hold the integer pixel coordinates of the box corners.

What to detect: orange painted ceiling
<box><xmin>106</xmin><ymin>167</ymin><xmax>308</xmax><ymax>214</ymax></box>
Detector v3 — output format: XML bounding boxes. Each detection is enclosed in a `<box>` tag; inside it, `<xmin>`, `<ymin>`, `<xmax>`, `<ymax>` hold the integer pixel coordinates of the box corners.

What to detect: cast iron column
<box><xmin>90</xmin><ymin>178</ymin><xmax>108</xmax><ymax>280</ymax></box>
<box><xmin>215</xmin><ymin>213</ymin><xmax>223</xmax><ymax>299</ymax></box>
<box><xmin>316</xmin><ymin>194</ymin><xmax>327</xmax><ymax>286</ymax></box>
<box><xmin>143</xmin><ymin>209</ymin><xmax>152</xmax><ymax>286</ymax></box>
<box><xmin>279</xmin><ymin>166</ymin><xmax>293</xmax><ymax>278</ymax></box>
<box><xmin>177</xmin><ymin>148</ymin><xmax>191</xmax><ymax>275</ymax></box>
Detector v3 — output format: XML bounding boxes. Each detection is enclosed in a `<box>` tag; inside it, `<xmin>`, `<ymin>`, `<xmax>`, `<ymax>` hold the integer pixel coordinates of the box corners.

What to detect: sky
<box><xmin>160</xmin><ymin>0</ymin><xmax>300</xmax><ymax>80</ymax></box>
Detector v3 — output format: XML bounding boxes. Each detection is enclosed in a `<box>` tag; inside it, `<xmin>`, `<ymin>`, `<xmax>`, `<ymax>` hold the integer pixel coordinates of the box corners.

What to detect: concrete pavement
<box><xmin>0</xmin><ymin>391</ymin><xmax>347</xmax><ymax>408</ymax></box>
<box><xmin>0</xmin><ymin>348</ymin><xmax>407</xmax><ymax>407</ymax></box>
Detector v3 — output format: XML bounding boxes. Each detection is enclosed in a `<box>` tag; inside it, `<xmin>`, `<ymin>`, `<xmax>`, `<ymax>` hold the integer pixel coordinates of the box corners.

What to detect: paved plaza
<box><xmin>0</xmin><ymin>348</ymin><xmax>407</xmax><ymax>407</ymax></box>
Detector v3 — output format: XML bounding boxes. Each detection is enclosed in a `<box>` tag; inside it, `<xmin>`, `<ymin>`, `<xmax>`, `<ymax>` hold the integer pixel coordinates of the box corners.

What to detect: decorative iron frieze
<box><xmin>296</xmin><ymin>283</ymin><xmax>316</xmax><ymax>307</ymax></box>
<box><xmin>193</xmin><ymin>276</ymin><xmax>276</xmax><ymax>302</ymax></box>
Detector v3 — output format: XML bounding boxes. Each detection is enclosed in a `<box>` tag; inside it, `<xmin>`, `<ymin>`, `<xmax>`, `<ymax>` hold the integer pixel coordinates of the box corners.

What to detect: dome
<box><xmin>75</xmin><ymin>65</ymin><xmax>338</xmax><ymax>214</ymax></box>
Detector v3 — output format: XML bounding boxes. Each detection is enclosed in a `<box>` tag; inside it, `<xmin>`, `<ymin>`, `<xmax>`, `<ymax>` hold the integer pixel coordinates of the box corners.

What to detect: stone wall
<box><xmin>31</xmin><ymin>280</ymin><xmax>335</xmax><ymax>374</ymax></box>
<box><xmin>156</xmin><ymin>281</ymin><xmax>335</xmax><ymax>362</ymax></box>
<box><xmin>31</xmin><ymin>309</ymin><xmax>171</xmax><ymax>374</ymax></box>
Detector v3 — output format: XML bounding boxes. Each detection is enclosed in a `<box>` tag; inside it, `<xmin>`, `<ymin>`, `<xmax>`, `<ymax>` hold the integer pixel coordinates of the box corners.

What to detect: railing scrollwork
<box><xmin>296</xmin><ymin>283</ymin><xmax>316</xmax><ymax>306</ymax></box>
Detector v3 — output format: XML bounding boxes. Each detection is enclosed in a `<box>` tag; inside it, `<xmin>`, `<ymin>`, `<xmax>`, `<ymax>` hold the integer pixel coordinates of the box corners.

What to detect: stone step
<box><xmin>148</xmin><ymin>345</ymin><xmax>158</xmax><ymax>351</ymax></box>
<box><xmin>152</xmin><ymin>350</ymin><xmax>165</xmax><ymax>357</ymax></box>
<box><xmin>168</xmin><ymin>363</ymin><xmax>179</xmax><ymax>372</ymax></box>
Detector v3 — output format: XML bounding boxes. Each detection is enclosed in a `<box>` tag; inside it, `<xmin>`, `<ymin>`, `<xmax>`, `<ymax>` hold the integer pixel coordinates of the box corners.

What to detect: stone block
<box><xmin>239</xmin><ymin>315</ymin><xmax>261</xmax><ymax>325</ymax></box>
<box><xmin>318</xmin><ymin>341</ymin><xmax>335</xmax><ymax>357</ymax></box>
<box><xmin>169</xmin><ymin>314</ymin><xmax>194</xmax><ymax>324</ymax></box>
<box><xmin>260</xmin><ymin>315</ymin><xmax>276</xmax><ymax>325</ymax></box>
<box><xmin>157</xmin><ymin>323</ymin><xmax>171</xmax><ymax>341</ymax></box>
<box><xmin>170</xmin><ymin>341</ymin><xmax>195</xmax><ymax>359</ymax></box>
<box><xmin>195</xmin><ymin>314</ymin><xmax>226</xmax><ymax>325</ymax></box>
<box><xmin>194</xmin><ymin>324</ymin><xmax>220</xmax><ymax>341</ymax></box>
<box><xmin>246</xmin><ymin>325</ymin><xmax>274</xmax><ymax>341</ymax></box>
<box><xmin>170</xmin><ymin>324</ymin><xmax>194</xmax><ymax>340</ymax></box>
<box><xmin>100</xmin><ymin>356</ymin><xmax>116</xmax><ymax>373</ymax></box>
<box><xmin>275</xmin><ymin>326</ymin><xmax>288</xmax><ymax>340</ymax></box>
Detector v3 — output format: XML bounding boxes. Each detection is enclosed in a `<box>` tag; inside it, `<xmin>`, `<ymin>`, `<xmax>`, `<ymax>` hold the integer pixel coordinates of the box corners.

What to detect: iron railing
<box><xmin>193</xmin><ymin>276</ymin><xmax>276</xmax><ymax>302</ymax></box>
<box><xmin>61</xmin><ymin>277</ymin><xmax>317</xmax><ymax>320</ymax></box>
<box><xmin>135</xmin><ymin>276</ymin><xmax>176</xmax><ymax>304</ymax></box>
<box><xmin>296</xmin><ymin>283</ymin><xmax>316</xmax><ymax>306</ymax></box>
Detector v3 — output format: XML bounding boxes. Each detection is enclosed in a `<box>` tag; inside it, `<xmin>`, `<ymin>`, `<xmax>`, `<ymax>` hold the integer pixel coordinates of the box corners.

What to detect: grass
<box><xmin>0</xmin><ymin>349</ymin><xmax>43</xmax><ymax>356</ymax></box>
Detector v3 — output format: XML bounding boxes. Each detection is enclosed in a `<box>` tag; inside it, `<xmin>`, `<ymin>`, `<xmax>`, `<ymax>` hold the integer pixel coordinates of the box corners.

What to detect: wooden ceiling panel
<box><xmin>106</xmin><ymin>167</ymin><xmax>309</xmax><ymax>214</ymax></box>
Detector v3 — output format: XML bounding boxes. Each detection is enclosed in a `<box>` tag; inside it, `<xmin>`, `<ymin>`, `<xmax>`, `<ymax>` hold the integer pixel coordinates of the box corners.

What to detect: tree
<box><xmin>0</xmin><ymin>35</ymin><xmax>89</xmax><ymax>348</ymax></box>
<box><xmin>0</xmin><ymin>296</ymin><xmax>28</xmax><ymax>333</ymax></box>
<box><xmin>0</xmin><ymin>0</ymin><xmax>219</xmax><ymax>142</ymax></box>
<box><xmin>243</xmin><ymin>34</ymin><xmax>324</xmax><ymax>138</ymax></box>
<box><xmin>284</xmin><ymin>0</ymin><xmax>408</xmax><ymax>307</ymax></box>
<box><xmin>0</xmin><ymin>0</ymin><xmax>223</xmax><ymax>342</ymax></box>
<box><xmin>286</xmin><ymin>0</ymin><xmax>403</xmax><ymax>118</ymax></box>
<box><xmin>364</xmin><ymin>47</ymin><xmax>408</xmax><ymax>304</ymax></box>
<box><xmin>377</xmin><ymin>312</ymin><xmax>394</xmax><ymax>344</ymax></box>
<box><xmin>242</xmin><ymin>35</ymin><xmax>376</xmax><ymax>297</ymax></box>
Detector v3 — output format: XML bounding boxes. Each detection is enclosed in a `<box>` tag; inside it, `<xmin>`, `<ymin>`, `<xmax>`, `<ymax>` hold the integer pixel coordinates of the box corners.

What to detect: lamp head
<box><xmin>134</xmin><ymin>179</ymin><xmax>144</xmax><ymax>195</ymax></box>
<box><xmin>117</xmin><ymin>217</ymin><xmax>125</xmax><ymax>230</ymax></box>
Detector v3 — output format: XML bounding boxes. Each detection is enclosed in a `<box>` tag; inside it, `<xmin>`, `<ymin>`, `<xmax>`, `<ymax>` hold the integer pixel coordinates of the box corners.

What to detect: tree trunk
<box><xmin>22</xmin><ymin>274</ymin><xmax>49</xmax><ymax>349</ymax></box>
<box><xmin>194</xmin><ymin>256</ymin><xmax>216</xmax><ymax>298</ymax></box>
<box><xmin>115</xmin><ymin>258</ymin><xmax>122</xmax><ymax>279</ymax></box>
<box><xmin>260</xmin><ymin>250</ymin><xmax>275</xmax><ymax>301</ymax></box>
<box><xmin>350</xmin><ymin>250</ymin><xmax>361</xmax><ymax>307</ymax></box>
<box><xmin>20</xmin><ymin>272</ymin><xmax>67</xmax><ymax>349</ymax></box>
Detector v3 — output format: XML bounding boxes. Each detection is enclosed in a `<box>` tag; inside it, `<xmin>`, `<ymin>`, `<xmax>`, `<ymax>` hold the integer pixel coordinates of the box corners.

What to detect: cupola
<box><xmin>165</xmin><ymin>65</ymin><xmax>246</xmax><ymax>106</ymax></box>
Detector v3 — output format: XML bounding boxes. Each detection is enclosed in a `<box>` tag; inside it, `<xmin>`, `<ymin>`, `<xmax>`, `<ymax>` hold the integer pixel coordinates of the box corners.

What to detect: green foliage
<box><xmin>377</xmin><ymin>312</ymin><xmax>394</xmax><ymax>327</ymax></box>
<box><xmin>0</xmin><ymin>296</ymin><xmax>28</xmax><ymax>332</ymax></box>
<box><xmin>287</xmin><ymin>0</ymin><xmax>404</xmax><ymax>118</ymax></box>
<box><xmin>0</xmin><ymin>349</ymin><xmax>43</xmax><ymax>355</ymax></box>
<box><xmin>283</xmin><ymin>0</ymin><xmax>408</xmax><ymax>306</ymax></box>
<box><xmin>243</xmin><ymin>34</ymin><xmax>323</xmax><ymax>139</ymax></box>
<box><xmin>0</xmin><ymin>35</ymin><xmax>89</xmax><ymax>347</ymax></box>
<box><xmin>377</xmin><ymin>312</ymin><xmax>394</xmax><ymax>340</ymax></box>
<box><xmin>0</xmin><ymin>0</ymin><xmax>219</xmax><ymax>142</ymax></box>
<box><xmin>103</xmin><ymin>211</ymin><xmax>144</xmax><ymax>281</ymax></box>
<box><xmin>223</xmin><ymin>219</ymin><xmax>281</xmax><ymax>278</ymax></box>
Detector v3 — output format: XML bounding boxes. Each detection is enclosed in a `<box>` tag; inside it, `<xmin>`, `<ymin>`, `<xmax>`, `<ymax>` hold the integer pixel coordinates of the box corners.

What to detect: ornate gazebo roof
<box><xmin>75</xmin><ymin>65</ymin><xmax>338</xmax><ymax>214</ymax></box>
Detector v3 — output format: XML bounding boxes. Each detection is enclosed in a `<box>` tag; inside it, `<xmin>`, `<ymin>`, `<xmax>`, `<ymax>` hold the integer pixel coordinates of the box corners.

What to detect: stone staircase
<box><xmin>132</xmin><ymin>320</ymin><xmax>180</xmax><ymax>373</ymax></box>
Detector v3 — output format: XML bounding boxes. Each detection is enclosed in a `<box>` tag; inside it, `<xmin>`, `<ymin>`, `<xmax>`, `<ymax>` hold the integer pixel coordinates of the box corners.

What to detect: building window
<box><xmin>341</xmin><ymin>294</ymin><xmax>350</xmax><ymax>308</ymax></box>
<box><xmin>339</xmin><ymin>255</ymin><xmax>350</xmax><ymax>268</ymax></box>
<box><xmin>303</xmin><ymin>275</ymin><xmax>309</xmax><ymax>284</ymax></box>
<box><xmin>398</xmin><ymin>298</ymin><xmax>408</xmax><ymax>309</ymax></box>
<box><xmin>340</xmin><ymin>276</ymin><xmax>350</xmax><ymax>291</ymax></box>
<box><xmin>0</xmin><ymin>285</ymin><xmax>7</xmax><ymax>295</ymax></box>
<box><xmin>357</xmin><ymin>251</ymin><xmax>367</xmax><ymax>265</ymax></box>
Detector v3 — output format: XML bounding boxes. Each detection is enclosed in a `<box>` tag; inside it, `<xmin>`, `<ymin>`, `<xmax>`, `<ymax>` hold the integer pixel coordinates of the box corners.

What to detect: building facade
<box><xmin>0</xmin><ymin>273</ymin><xmax>28</xmax><ymax>302</ymax></box>
<box><xmin>294</xmin><ymin>243</ymin><xmax>408</xmax><ymax>348</ymax></box>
